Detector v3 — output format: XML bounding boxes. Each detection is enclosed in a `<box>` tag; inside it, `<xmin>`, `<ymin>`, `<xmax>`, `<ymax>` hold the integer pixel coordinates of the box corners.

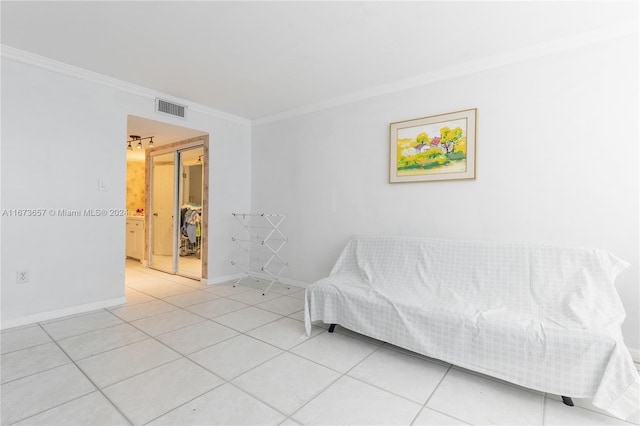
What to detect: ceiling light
<box><xmin>126</xmin><ymin>134</ymin><xmax>155</xmax><ymax>150</ymax></box>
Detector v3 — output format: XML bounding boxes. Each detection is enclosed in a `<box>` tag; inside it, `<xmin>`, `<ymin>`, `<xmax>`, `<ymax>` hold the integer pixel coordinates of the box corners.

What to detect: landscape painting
<box><xmin>389</xmin><ymin>109</ymin><xmax>477</xmax><ymax>183</ymax></box>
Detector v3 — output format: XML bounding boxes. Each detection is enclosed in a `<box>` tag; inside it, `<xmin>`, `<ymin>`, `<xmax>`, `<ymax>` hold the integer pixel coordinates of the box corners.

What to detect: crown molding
<box><xmin>0</xmin><ymin>45</ymin><xmax>251</xmax><ymax>126</ymax></box>
<box><xmin>2</xmin><ymin>18</ymin><xmax>636</xmax><ymax>129</ymax></box>
<box><xmin>252</xmin><ymin>20</ymin><xmax>638</xmax><ymax>126</ymax></box>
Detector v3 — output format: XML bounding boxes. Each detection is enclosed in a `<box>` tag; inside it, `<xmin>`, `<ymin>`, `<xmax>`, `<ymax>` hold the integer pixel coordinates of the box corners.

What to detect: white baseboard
<box><xmin>275</xmin><ymin>276</ymin><xmax>311</xmax><ymax>289</ymax></box>
<box><xmin>629</xmin><ymin>348</ymin><xmax>640</xmax><ymax>363</ymax></box>
<box><xmin>204</xmin><ymin>273</ymin><xmax>243</xmax><ymax>286</ymax></box>
<box><xmin>243</xmin><ymin>272</ymin><xmax>310</xmax><ymax>289</ymax></box>
<box><xmin>1</xmin><ymin>296</ymin><xmax>127</xmax><ymax>330</ymax></box>
<box><xmin>204</xmin><ymin>272</ymin><xmax>310</xmax><ymax>289</ymax></box>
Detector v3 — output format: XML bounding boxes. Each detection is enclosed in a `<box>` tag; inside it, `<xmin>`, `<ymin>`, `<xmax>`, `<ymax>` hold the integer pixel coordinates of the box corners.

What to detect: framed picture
<box><xmin>389</xmin><ymin>108</ymin><xmax>477</xmax><ymax>183</ymax></box>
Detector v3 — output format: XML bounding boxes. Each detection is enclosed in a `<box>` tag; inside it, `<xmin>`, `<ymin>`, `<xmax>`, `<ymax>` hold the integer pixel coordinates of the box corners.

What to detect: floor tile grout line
<box><xmin>336</xmin><ymin>342</ymin><xmax>448</xmax><ymax>410</ymax></box>
<box><xmin>0</xmin><ymin>337</ymin><xmax>58</xmax><ymax>358</ymax></box>
<box><xmin>0</xmin><ymin>354</ymin><xmax>74</xmax><ymax>386</ymax></box>
<box><xmin>125</xmin><ymin>315</ymin><xmax>209</xmax><ymax>341</ymax></box>
<box><xmin>184</xmin><ymin>299</ymin><xmax>250</xmax><ymax>319</ymax></box>
<box><xmin>227</xmin><ymin>382</ymin><xmax>293</xmax><ymax>424</ymax></box>
<box><xmin>409</xmin><ymin>363</ymin><xmax>453</xmax><ymax>425</ymax></box>
<box><xmin>446</xmin><ymin>363</ymin><xmax>546</xmax><ymax>398</ymax></box>
<box><xmin>413</xmin><ymin>406</ymin><xmax>473</xmax><ymax>426</ymax></box>
<box><xmin>338</xmin><ymin>339</ymin><xmax>458</xmax><ymax>410</ymax></box>
<box><xmin>51</xmin><ymin>301</ymin><xmax>200</xmax><ymax>391</ymax></box>
<box><xmin>175</xmin><ymin>328</ymin><xmax>241</xmax><ymax>357</ymax></box>
<box><xmin>31</xmin><ymin>323</ymin><xmax>135</xmax><ymax>426</ymax></box>
<box><xmin>286</xmin><ymin>332</ymin><xmax>387</xmax><ymax>422</ymax></box>
<box><xmin>5</xmin><ymin>391</ymin><xmax>127</xmax><ymax>426</ymax></box>
<box><xmin>141</xmin><ymin>380</ymin><xmax>230</xmax><ymax>425</ymax></box>
<box><xmin>146</xmin><ymin>311</ymin><xmax>315</xmax><ymax>421</ymax></box>
<box><xmin>36</xmin><ymin>313</ymin><xmax>126</xmax><ymax>343</ymax></box>
<box><xmin>187</xmin><ymin>328</ymin><xmax>287</xmax><ymax>382</ymax></box>
<box><xmin>208</xmin><ymin>308</ymin><xmax>292</xmax><ymax>335</ymax></box>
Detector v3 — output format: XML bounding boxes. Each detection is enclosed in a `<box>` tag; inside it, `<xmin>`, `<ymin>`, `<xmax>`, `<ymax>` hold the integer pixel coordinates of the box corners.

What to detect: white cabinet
<box><xmin>126</xmin><ymin>217</ymin><xmax>145</xmax><ymax>260</ymax></box>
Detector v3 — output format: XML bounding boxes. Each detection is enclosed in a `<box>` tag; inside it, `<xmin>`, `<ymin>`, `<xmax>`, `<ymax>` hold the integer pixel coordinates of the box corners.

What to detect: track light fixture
<box><xmin>127</xmin><ymin>135</ymin><xmax>155</xmax><ymax>150</ymax></box>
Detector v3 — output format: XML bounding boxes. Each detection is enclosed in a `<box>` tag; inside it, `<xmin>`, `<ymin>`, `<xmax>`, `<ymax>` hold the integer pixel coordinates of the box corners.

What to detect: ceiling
<box><xmin>125</xmin><ymin>116</ymin><xmax>208</xmax><ymax>161</ymax></box>
<box><xmin>1</xmin><ymin>1</ymin><xmax>636</xmax><ymax>122</ymax></box>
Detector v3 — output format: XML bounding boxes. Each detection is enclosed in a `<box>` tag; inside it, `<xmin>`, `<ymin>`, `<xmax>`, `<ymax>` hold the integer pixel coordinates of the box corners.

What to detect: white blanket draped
<box><xmin>305</xmin><ymin>236</ymin><xmax>639</xmax><ymax>420</ymax></box>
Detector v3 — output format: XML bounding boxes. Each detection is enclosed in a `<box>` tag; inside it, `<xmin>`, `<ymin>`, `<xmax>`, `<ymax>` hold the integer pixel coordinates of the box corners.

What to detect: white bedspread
<box><xmin>304</xmin><ymin>236</ymin><xmax>639</xmax><ymax>420</ymax></box>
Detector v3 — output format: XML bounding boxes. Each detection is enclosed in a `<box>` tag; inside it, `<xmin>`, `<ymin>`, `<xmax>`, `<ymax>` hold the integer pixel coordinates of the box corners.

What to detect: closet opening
<box><xmin>125</xmin><ymin>115</ymin><xmax>209</xmax><ymax>281</ymax></box>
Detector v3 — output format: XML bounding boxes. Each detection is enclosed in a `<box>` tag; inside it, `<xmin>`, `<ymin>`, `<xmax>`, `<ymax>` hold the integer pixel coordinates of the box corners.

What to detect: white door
<box><xmin>150</xmin><ymin>153</ymin><xmax>175</xmax><ymax>272</ymax></box>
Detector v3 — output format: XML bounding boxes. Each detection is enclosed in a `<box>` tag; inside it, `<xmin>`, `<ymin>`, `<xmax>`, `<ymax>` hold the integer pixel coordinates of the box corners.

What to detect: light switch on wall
<box><xmin>98</xmin><ymin>179</ymin><xmax>109</xmax><ymax>191</ymax></box>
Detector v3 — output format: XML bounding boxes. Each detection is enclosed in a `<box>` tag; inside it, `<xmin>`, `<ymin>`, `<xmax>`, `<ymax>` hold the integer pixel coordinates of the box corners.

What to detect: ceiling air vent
<box><xmin>155</xmin><ymin>98</ymin><xmax>186</xmax><ymax>119</ymax></box>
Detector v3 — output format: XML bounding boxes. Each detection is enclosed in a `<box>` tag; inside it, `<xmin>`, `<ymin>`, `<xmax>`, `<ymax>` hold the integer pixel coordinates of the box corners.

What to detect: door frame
<box><xmin>145</xmin><ymin>135</ymin><xmax>209</xmax><ymax>280</ymax></box>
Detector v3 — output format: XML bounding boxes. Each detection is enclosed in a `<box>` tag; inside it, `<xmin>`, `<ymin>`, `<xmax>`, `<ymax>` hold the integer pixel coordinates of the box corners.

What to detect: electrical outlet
<box><xmin>17</xmin><ymin>270</ymin><xmax>29</xmax><ymax>284</ymax></box>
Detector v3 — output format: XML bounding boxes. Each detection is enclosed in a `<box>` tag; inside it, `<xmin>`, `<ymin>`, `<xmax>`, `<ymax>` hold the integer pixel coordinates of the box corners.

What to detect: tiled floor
<box><xmin>1</xmin><ymin>260</ymin><xmax>639</xmax><ymax>425</ymax></box>
<box><xmin>147</xmin><ymin>254</ymin><xmax>202</xmax><ymax>279</ymax></box>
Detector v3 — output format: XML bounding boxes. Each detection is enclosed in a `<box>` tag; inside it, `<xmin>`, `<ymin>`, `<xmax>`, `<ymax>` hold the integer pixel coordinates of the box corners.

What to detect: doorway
<box><xmin>147</xmin><ymin>139</ymin><xmax>208</xmax><ymax>280</ymax></box>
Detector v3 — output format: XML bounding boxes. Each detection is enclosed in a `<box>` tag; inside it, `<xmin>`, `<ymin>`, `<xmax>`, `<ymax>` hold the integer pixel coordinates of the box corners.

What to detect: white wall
<box><xmin>252</xmin><ymin>35</ymin><xmax>640</xmax><ymax>352</ymax></box>
<box><xmin>1</xmin><ymin>56</ymin><xmax>251</xmax><ymax>327</ymax></box>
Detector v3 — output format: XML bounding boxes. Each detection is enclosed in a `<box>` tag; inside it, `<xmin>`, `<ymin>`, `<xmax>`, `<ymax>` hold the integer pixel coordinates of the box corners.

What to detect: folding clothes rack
<box><xmin>231</xmin><ymin>213</ymin><xmax>288</xmax><ymax>295</ymax></box>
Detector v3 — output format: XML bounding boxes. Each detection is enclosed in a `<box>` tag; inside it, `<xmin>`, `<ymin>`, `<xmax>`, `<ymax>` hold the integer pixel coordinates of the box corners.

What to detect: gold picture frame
<box><xmin>389</xmin><ymin>108</ymin><xmax>477</xmax><ymax>183</ymax></box>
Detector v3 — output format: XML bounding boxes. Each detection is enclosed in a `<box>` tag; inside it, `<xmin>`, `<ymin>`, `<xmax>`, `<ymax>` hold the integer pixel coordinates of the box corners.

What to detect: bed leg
<box><xmin>561</xmin><ymin>396</ymin><xmax>574</xmax><ymax>406</ymax></box>
<box><xmin>328</xmin><ymin>324</ymin><xmax>336</xmax><ymax>333</ymax></box>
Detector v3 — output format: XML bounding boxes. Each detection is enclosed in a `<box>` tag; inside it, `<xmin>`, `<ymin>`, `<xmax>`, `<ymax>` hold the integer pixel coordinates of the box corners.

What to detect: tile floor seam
<box><xmin>343</xmin><ymin>372</ymin><xmax>433</xmax><ymax>407</ymax></box>
<box><xmin>97</xmin><ymin>355</ymin><xmax>205</xmax><ymax>392</ymax></box>
<box><xmin>0</xmin><ymin>357</ymin><xmax>74</xmax><ymax>386</ymax></box>
<box><xmin>0</xmin><ymin>339</ymin><xmax>57</xmax><ymax>357</ymax></box>
<box><xmin>188</xmin><ymin>333</ymin><xmax>284</xmax><ymax>382</ymax></box>
<box><xmin>449</xmin><ymin>364</ymin><xmax>546</xmax><ymax>397</ymax></box>
<box><xmin>183</xmin><ymin>297</ymin><xmax>250</xmax><ymax>318</ymax></box>
<box><xmin>147</xmin><ymin>289</ymin><xmax>202</xmax><ymax>302</ymax></box>
<box><xmin>273</xmin><ymin>361</ymin><xmax>346</xmax><ymax>422</ymax></box>
<box><xmin>38</xmin><ymin>322</ymin><xmax>126</xmax><ymax>343</ymax></box>
<box><xmin>413</xmin><ymin>406</ymin><xmax>473</xmax><ymax>426</ymax></box>
<box><xmin>182</xmin><ymin>298</ymin><xmax>246</xmax><ymax>319</ymax></box>
<box><xmin>141</xmin><ymin>380</ymin><xmax>229</xmax><ymax>425</ymax></box>
<box><xmin>34</xmin><ymin>323</ymin><xmax>135</xmax><ymax>426</ymax></box>
<box><xmin>5</xmin><ymin>391</ymin><xmax>117</xmax><ymax>426</ymax></box>
<box><xmin>285</xmin><ymin>336</ymin><xmax>387</xmax><ymax>423</ymax></box>
<box><xmin>37</xmin><ymin>310</ymin><xmax>126</xmax><ymax>340</ymax></box>
<box><xmin>63</xmin><ymin>313</ymin><xmax>206</xmax><ymax>390</ymax></box>
<box><xmin>128</xmin><ymin>288</ymin><xmax>192</xmax><ymax>302</ymax></box>
<box><xmin>109</xmin><ymin>303</ymin><xmax>183</xmax><ymax>323</ymax></box>
<box><xmin>128</xmin><ymin>314</ymin><xmax>208</xmax><ymax>338</ymax></box>
<box><xmin>334</xmin><ymin>342</ymin><xmax>441</xmax><ymax>417</ymax></box>
<box><xmin>244</xmin><ymin>323</ymin><xmax>323</xmax><ymax>353</ymax></box>
<box><xmin>226</xmin><ymin>381</ymin><xmax>293</xmax><ymax>422</ymax></box>
<box><xmin>210</xmin><ymin>310</ymin><xmax>286</xmax><ymax>335</ymax></box>
<box><xmin>172</xmin><ymin>323</ymin><xmax>242</xmax><ymax>353</ymax></box>
<box><xmin>286</xmin><ymin>329</ymin><xmax>382</xmax><ymax>376</ymax></box>
<box><xmin>409</xmin><ymin>363</ymin><xmax>453</xmax><ymax>425</ymax></box>
<box><xmin>160</xmin><ymin>294</ymin><xmax>222</xmax><ymax>310</ymax></box>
